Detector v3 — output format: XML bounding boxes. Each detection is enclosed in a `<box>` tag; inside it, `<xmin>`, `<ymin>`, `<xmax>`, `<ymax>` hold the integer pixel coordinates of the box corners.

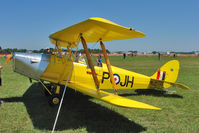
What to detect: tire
<box><xmin>49</xmin><ymin>94</ymin><xmax>61</xmax><ymax>106</ymax></box>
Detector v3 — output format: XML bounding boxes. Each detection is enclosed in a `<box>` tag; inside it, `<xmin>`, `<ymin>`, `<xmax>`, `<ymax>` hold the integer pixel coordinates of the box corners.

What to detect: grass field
<box><xmin>0</xmin><ymin>56</ymin><xmax>199</xmax><ymax>133</ymax></box>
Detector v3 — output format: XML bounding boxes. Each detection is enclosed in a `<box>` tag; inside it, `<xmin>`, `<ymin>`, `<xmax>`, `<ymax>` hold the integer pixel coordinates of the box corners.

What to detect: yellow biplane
<box><xmin>7</xmin><ymin>17</ymin><xmax>190</xmax><ymax>110</ymax></box>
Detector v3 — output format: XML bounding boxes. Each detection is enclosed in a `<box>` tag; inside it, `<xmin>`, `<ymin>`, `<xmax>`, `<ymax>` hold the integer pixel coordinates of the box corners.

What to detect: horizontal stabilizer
<box><xmin>68</xmin><ymin>82</ymin><xmax>160</xmax><ymax>110</ymax></box>
<box><xmin>164</xmin><ymin>81</ymin><xmax>190</xmax><ymax>90</ymax></box>
<box><xmin>149</xmin><ymin>78</ymin><xmax>190</xmax><ymax>90</ymax></box>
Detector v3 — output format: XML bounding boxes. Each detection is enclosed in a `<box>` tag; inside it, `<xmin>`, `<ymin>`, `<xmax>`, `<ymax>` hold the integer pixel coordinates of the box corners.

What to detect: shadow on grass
<box><xmin>2</xmin><ymin>83</ymin><xmax>146</xmax><ymax>133</ymax></box>
<box><xmin>120</xmin><ymin>89</ymin><xmax>183</xmax><ymax>98</ymax></box>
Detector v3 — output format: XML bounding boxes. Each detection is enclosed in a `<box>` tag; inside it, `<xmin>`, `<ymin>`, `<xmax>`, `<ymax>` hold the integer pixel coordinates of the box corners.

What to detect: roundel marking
<box><xmin>113</xmin><ymin>74</ymin><xmax>120</xmax><ymax>84</ymax></box>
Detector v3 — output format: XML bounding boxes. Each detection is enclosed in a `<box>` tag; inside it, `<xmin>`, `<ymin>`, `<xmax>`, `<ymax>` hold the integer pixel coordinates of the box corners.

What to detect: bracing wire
<box><xmin>51</xmin><ymin>62</ymin><xmax>73</xmax><ymax>133</ymax></box>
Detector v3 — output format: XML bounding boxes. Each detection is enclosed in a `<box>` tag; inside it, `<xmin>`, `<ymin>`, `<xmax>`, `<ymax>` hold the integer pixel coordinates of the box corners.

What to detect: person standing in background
<box><xmin>96</xmin><ymin>55</ymin><xmax>102</xmax><ymax>67</ymax></box>
<box><xmin>0</xmin><ymin>65</ymin><xmax>3</xmax><ymax>86</ymax></box>
<box><xmin>158</xmin><ymin>52</ymin><xmax>161</xmax><ymax>60</ymax></box>
<box><xmin>0</xmin><ymin>46</ymin><xmax>3</xmax><ymax>106</ymax></box>
<box><xmin>123</xmin><ymin>53</ymin><xmax>126</xmax><ymax>59</ymax></box>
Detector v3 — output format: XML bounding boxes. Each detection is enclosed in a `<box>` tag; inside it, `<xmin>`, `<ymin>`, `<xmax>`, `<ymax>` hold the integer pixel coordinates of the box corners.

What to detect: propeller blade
<box><xmin>5</xmin><ymin>54</ymin><xmax>12</xmax><ymax>64</ymax></box>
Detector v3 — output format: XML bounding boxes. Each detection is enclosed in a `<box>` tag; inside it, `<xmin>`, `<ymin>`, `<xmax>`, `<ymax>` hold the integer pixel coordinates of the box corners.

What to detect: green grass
<box><xmin>0</xmin><ymin>56</ymin><xmax>199</xmax><ymax>133</ymax></box>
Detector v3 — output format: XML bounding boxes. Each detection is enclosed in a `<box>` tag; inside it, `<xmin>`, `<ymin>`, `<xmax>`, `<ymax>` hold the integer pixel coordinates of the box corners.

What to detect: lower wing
<box><xmin>68</xmin><ymin>82</ymin><xmax>161</xmax><ymax>110</ymax></box>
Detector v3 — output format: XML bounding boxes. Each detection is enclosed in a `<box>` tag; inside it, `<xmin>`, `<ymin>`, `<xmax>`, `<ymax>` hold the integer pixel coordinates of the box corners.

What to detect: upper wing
<box><xmin>49</xmin><ymin>17</ymin><xmax>145</xmax><ymax>48</ymax></box>
<box><xmin>68</xmin><ymin>82</ymin><xmax>160</xmax><ymax>110</ymax></box>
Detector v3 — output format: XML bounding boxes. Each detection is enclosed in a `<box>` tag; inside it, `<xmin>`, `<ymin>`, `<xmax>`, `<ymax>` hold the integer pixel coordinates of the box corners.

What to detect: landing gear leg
<box><xmin>39</xmin><ymin>80</ymin><xmax>63</xmax><ymax>106</ymax></box>
<box><xmin>40</xmin><ymin>80</ymin><xmax>52</xmax><ymax>96</ymax></box>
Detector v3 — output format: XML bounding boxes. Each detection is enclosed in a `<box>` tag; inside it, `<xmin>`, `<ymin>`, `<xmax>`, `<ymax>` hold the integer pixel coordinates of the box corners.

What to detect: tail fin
<box><xmin>151</xmin><ymin>60</ymin><xmax>180</xmax><ymax>88</ymax></box>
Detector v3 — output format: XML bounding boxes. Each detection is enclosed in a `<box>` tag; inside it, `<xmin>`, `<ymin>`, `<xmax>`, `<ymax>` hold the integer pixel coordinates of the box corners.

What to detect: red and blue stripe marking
<box><xmin>156</xmin><ymin>69</ymin><xmax>166</xmax><ymax>80</ymax></box>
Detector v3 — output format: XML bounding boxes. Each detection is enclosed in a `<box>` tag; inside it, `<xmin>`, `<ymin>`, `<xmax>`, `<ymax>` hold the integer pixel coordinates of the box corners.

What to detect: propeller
<box><xmin>5</xmin><ymin>54</ymin><xmax>13</xmax><ymax>64</ymax></box>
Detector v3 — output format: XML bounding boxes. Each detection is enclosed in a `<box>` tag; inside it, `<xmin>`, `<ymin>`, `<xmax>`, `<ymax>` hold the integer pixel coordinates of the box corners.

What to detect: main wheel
<box><xmin>49</xmin><ymin>94</ymin><xmax>61</xmax><ymax>106</ymax></box>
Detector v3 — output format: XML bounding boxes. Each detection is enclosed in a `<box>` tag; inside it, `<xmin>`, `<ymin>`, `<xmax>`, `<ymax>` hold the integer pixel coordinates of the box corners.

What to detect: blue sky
<box><xmin>0</xmin><ymin>0</ymin><xmax>198</xmax><ymax>52</ymax></box>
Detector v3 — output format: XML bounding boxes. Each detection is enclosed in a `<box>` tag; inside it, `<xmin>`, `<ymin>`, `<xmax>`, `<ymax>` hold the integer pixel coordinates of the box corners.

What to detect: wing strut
<box><xmin>80</xmin><ymin>33</ymin><xmax>100</xmax><ymax>91</ymax></box>
<box><xmin>100</xmin><ymin>40</ymin><xmax>118</xmax><ymax>94</ymax></box>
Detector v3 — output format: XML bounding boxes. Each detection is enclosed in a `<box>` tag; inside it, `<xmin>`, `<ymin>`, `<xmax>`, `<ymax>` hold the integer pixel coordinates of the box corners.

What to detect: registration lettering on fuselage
<box><xmin>101</xmin><ymin>72</ymin><xmax>134</xmax><ymax>88</ymax></box>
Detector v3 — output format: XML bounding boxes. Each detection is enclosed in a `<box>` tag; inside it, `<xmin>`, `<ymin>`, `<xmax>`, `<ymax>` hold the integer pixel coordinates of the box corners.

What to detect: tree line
<box><xmin>0</xmin><ymin>48</ymin><xmax>110</xmax><ymax>54</ymax></box>
<box><xmin>0</xmin><ymin>48</ymin><xmax>195</xmax><ymax>54</ymax></box>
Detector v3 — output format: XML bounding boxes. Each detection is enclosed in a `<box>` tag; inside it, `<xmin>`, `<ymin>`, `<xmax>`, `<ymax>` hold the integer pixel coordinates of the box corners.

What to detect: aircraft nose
<box><xmin>14</xmin><ymin>52</ymin><xmax>50</xmax><ymax>80</ymax></box>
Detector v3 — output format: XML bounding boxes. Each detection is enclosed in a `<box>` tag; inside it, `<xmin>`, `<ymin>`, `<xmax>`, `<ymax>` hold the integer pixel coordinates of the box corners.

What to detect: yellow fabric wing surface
<box><xmin>68</xmin><ymin>82</ymin><xmax>160</xmax><ymax>110</ymax></box>
<box><xmin>49</xmin><ymin>17</ymin><xmax>145</xmax><ymax>47</ymax></box>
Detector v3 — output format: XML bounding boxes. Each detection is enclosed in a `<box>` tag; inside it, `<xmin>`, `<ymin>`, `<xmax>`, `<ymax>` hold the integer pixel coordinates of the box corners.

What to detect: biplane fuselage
<box><xmin>14</xmin><ymin>52</ymin><xmax>151</xmax><ymax>90</ymax></box>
